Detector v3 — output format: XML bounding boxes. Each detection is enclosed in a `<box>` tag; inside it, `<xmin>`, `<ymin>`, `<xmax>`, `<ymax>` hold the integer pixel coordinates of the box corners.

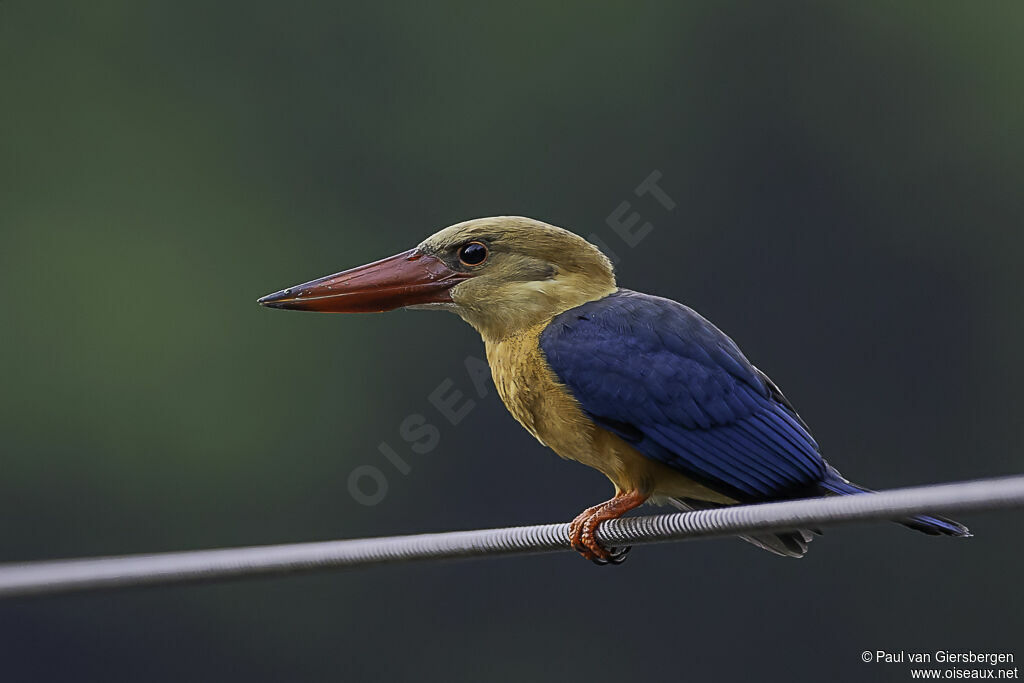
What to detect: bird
<box><xmin>258</xmin><ymin>216</ymin><xmax>970</xmax><ymax>563</ymax></box>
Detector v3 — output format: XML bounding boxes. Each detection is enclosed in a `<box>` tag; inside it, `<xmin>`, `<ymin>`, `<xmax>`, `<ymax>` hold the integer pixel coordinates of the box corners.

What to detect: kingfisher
<box><xmin>259</xmin><ymin>216</ymin><xmax>969</xmax><ymax>563</ymax></box>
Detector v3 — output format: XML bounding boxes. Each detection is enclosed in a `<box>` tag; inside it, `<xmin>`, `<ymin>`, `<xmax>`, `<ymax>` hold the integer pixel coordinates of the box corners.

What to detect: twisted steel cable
<box><xmin>1</xmin><ymin>475</ymin><xmax>1022</xmax><ymax>599</ymax></box>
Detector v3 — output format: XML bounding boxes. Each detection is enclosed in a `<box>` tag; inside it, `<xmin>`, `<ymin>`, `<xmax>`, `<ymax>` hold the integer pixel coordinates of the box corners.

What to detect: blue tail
<box><xmin>819</xmin><ymin>468</ymin><xmax>971</xmax><ymax>537</ymax></box>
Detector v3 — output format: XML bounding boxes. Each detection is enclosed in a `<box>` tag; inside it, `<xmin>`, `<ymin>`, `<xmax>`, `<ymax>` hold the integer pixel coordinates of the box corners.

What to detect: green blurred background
<box><xmin>2</xmin><ymin>2</ymin><xmax>1022</xmax><ymax>681</ymax></box>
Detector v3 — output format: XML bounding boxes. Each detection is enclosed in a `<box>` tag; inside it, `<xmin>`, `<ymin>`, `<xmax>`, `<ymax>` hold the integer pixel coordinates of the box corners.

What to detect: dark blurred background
<box><xmin>2</xmin><ymin>2</ymin><xmax>1022</xmax><ymax>681</ymax></box>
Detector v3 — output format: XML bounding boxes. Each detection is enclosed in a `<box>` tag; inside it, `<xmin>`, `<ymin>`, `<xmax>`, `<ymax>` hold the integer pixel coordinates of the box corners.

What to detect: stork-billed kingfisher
<box><xmin>259</xmin><ymin>216</ymin><xmax>969</xmax><ymax>563</ymax></box>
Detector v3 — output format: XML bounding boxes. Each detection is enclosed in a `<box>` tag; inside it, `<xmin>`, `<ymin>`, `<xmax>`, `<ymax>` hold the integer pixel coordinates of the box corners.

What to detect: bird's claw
<box><xmin>568</xmin><ymin>508</ymin><xmax>630</xmax><ymax>565</ymax></box>
<box><xmin>589</xmin><ymin>545</ymin><xmax>631</xmax><ymax>566</ymax></box>
<box><xmin>568</xmin><ymin>491</ymin><xmax>646</xmax><ymax>565</ymax></box>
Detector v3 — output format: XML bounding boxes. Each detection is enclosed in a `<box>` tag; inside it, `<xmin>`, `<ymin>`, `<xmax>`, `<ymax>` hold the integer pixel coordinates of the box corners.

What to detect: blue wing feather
<box><xmin>539</xmin><ymin>289</ymin><xmax>827</xmax><ymax>501</ymax></box>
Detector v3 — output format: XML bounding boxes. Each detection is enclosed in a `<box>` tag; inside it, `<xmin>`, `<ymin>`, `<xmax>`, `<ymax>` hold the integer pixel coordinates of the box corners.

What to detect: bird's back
<box><xmin>539</xmin><ymin>288</ymin><xmax>828</xmax><ymax>503</ymax></box>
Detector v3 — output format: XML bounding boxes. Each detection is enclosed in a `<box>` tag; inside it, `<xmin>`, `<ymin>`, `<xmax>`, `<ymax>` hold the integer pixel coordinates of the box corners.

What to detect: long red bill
<box><xmin>257</xmin><ymin>249</ymin><xmax>471</xmax><ymax>313</ymax></box>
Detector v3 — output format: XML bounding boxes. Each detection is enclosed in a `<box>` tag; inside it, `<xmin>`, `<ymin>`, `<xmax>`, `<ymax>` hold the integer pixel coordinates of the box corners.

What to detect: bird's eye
<box><xmin>458</xmin><ymin>241</ymin><xmax>488</xmax><ymax>266</ymax></box>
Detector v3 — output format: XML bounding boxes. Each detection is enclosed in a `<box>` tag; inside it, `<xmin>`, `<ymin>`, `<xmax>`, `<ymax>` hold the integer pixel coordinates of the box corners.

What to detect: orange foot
<box><xmin>568</xmin><ymin>490</ymin><xmax>647</xmax><ymax>565</ymax></box>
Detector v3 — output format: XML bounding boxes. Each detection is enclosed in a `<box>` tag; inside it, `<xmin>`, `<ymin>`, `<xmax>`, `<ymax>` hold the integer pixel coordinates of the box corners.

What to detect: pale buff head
<box><xmin>417</xmin><ymin>217</ymin><xmax>617</xmax><ymax>341</ymax></box>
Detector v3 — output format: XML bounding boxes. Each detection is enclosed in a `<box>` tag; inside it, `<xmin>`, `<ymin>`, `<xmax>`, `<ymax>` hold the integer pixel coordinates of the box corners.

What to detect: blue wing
<box><xmin>539</xmin><ymin>289</ymin><xmax>827</xmax><ymax>501</ymax></box>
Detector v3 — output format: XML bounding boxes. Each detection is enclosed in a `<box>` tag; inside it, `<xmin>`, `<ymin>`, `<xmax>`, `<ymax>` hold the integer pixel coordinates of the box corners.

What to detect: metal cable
<box><xmin>1</xmin><ymin>475</ymin><xmax>1021</xmax><ymax>599</ymax></box>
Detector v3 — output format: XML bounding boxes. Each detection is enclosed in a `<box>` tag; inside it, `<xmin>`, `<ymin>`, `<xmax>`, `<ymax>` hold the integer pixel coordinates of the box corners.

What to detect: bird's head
<box><xmin>258</xmin><ymin>216</ymin><xmax>617</xmax><ymax>340</ymax></box>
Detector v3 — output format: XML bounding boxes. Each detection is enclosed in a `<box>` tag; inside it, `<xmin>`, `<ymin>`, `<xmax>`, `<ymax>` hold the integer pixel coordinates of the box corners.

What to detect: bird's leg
<box><xmin>568</xmin><ymin>502</ymin><xmax>607</xmax><ymax>561</ymax></box>
<box><xmin>568</xmin><ymin>490</ymin><xmax>648</xmax><ymax>565</ymax></box>
<box><xmin>567</xmin><ymin>492</ymin><xmax>640</xmax><ymax>554</ymax></box>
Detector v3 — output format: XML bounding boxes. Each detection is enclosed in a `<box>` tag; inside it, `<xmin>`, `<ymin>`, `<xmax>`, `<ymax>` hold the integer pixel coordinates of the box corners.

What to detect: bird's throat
<box><xmin>454</xmin><ymin>278</ymin><xmax>617</xmax><ymax>344</ymax></box>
